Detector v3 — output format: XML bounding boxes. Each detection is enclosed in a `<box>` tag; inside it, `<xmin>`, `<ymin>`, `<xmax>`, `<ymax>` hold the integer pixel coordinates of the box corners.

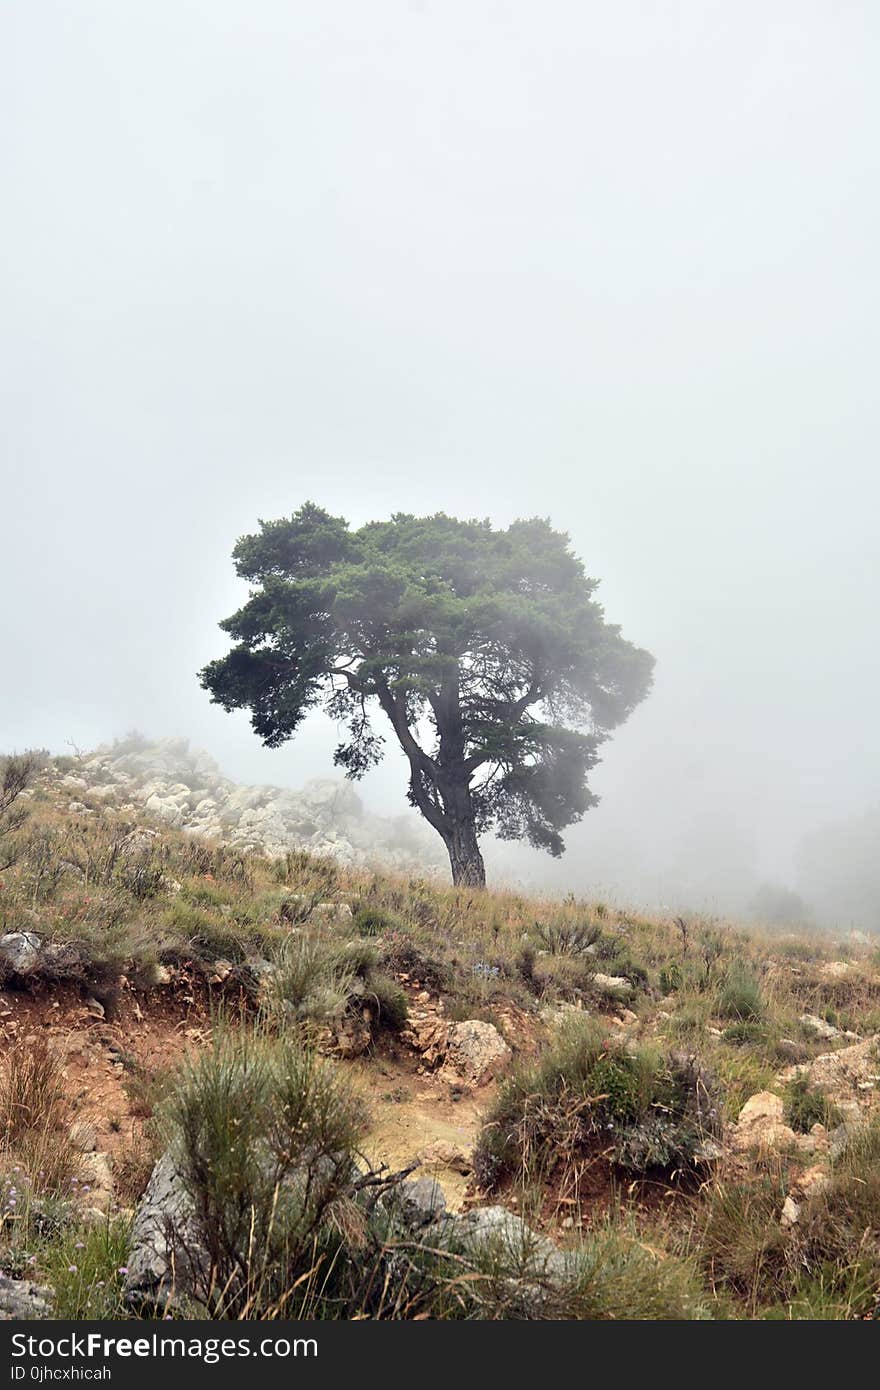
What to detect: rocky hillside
<box><xmin>56</xmin><ymin>735</ymin><xmax>443</xmax><ymax>874</ymax></box>
<box><xmin>2</xmin><ymin>747</ymin><xmax>880</xmax><ymax>1321</ymax></box>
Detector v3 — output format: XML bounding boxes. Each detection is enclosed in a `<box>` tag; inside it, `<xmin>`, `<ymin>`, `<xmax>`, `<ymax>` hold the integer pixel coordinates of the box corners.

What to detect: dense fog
<box><xmin>2</xmin><ymin>4</ymin><xmax>878</xmax><ymax>928</ymax></box>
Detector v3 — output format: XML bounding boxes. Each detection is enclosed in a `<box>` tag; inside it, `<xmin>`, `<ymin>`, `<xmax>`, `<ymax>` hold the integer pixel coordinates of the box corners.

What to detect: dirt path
<box><xmin>1</xmin><ymin>982</ymin><xmax>494</xmax><ymax>1211</ymax></box>
<box><xmin>350</xmin><ymin>1054</ymin><xmax>487</xmax><ymax>1210</ymax></box>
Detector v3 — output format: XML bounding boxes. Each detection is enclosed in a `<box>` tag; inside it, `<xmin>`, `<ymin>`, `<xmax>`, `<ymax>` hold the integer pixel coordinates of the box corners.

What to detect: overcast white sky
<box><xmin>2</xmin><ymin>3</ymin><xmax>878</xmax><ymax>912</ymax></box>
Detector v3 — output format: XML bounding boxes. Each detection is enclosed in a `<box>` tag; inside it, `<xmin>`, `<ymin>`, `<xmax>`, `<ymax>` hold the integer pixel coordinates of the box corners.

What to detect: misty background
<box><xmin>2</xmin><ymin>3</ymin><xmax>878</xmax><ymax>927</ymax></box>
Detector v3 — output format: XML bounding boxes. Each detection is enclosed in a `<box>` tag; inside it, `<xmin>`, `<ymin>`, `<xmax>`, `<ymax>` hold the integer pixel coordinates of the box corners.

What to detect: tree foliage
<box><xmin>200</xmin><ymin>505</ymin><xmax>654</xmax><ymax>885</ymax></box>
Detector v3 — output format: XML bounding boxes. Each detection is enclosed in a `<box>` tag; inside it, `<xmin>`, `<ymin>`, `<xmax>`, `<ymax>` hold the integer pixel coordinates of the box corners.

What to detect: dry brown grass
<box><xmin>0</xmin><ymin>1036</ymin><xmax>81</xmax><ymax>1193</ymax></box>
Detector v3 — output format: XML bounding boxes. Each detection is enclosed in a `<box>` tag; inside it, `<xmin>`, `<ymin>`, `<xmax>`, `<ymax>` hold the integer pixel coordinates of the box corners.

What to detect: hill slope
<box><xmin>1</xmin><ymin>748</ymin><xmax>879</xmax><ymax>1320</ymax></box>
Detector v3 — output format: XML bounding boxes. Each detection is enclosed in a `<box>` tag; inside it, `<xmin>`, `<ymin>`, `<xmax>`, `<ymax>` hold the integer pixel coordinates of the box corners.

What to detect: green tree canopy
<box><xmin>200</xmin><ymin>505</ymin><xmax>654</xmax><ymax>887</ymax></box>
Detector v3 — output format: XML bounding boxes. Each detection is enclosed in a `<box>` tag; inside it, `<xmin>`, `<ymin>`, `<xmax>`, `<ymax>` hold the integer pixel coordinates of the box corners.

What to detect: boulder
<box><xmin>819</xmin><ymin>961</ymin><xmax>856</xmax><ymax>981</ymax></box>
<box><xmin>69</xmin><ymin>1120</ymin><xmax>98</xmax><ymax>1153</ymax></box>
<box><xmin>79</xmin><ymin>1151</ymin><xmax>114</xmax><ymax>1212</ymax></box>
<box><xmin>794</xmin><ymin>1165</ymin><xmax>832</xmax><ymax>1200</ymax></box>
<box><xmin>438</xmin><ymin>1020</ymin><xmax>512</xmax><ymax>1088</ymax></box>
<box><xmin>731</xmin><ymin>1092</ymin><xmax>797</xmax><ymax>1153</ymax></box>
<box><xmin>385</xmin><ymin>1176</ymin><xmax>447</xmax><ymax>1228</ymax></box>
<box><xmin>144</xmin><ymin>795</ymin><xmax>185</xmax><ymax>827</ymax></box>
<box><xmin>418</xmin><ymin>1140</ymin><xmax>473</xmax><ymax>1176</ymax></box>
<box><xmin>591</xmin><ymin>972</ymin><xmax>634</xmax><ymax>995</ymax></box>
<box><xmin>402</xmin><ymin>1011</ymin><xmax>449</xmax><ymax>1068</ymax></box>
<box><xmin>123</xmin><ymin>1152</ymin><xmax>206</xmax><ymax>1312</ymax></box>
<box><xmin>118</xmin><ymin>828</ymin><xmax>160</xmax><ymax>856</ymax></box>
<box><xmin>799</xmin><ymin>1034</ymin><xmax>880</xmax><ymax>1102</ymax></box>
<box><xmin>0</xmin><ymin>1274</ymin><xmax>53</xmax><ymax>1320</ymax></box>
<box><xmin>446</xmin><ymin>1205</ymin><xmax>574</xmax><ymax>1289</ymax></box>
<box><xmin>0</xmin><ymin>932</ymin><xmax>42</xmax><ymax>975</ymax></box>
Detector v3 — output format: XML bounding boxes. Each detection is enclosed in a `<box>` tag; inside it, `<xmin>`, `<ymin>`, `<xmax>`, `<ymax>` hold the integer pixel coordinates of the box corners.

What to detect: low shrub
<box><xmin>163</xmin><ymin>1026</ymin><xmax>367</xmax><ymax>1317</ymax></box>
<box><xmin>378</xmin><ymin>931</ymin><xmax>450</xmax><ymax>994</ymax></box>
<box><xmin>698</xmin><ymin>1122</ymin><xmax>880</xmax><ymax>1317</ymax></box>
<box><xmin>532</xmin><ymin>921</ymin><xmax>601</xmax><ymax>956</ymax></box>
<box><xmin>716</xmin><ymin>963</ymin><xmax>764</xmax><ymax>1021</ymax></box>
<box><xmin>698</xmin><ymin>1178</ymin><xmax>790</xmax><ymax>1305</ymax></box>
<box><xmin>267</xmin><ymin>934</ymin><xmax>355</xmax><ymax>1027</ymax></box>
<box><xmin>783</xmin><ymin>1077</ymin><xmax>842</xmax><ymax>1134</ymax></box>
<box><xmin>722</xmin><ymin>1020</ymin><xmax>769</xmax><ymax>1047</ymax></box>
<box><xmin>474</xmin><ymin>1017</ymin><xmax>721</xmax><ymax>1194</ymax></box>
<box><xmin>363</xmin><ymin>971</ymin><xmax>408</xmax><ymax>1032</ymax></box>
<box><xmin>352</xmin><ymin>905</ymin><xmax>405</xmax><ymax>938</ymax></box>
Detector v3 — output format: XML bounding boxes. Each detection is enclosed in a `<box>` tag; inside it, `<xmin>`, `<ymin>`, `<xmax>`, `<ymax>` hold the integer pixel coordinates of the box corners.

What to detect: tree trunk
<box><xmin>444</xmin><ymin>813</ymin><xmax>486</xmax><ymax>888</ymax></box>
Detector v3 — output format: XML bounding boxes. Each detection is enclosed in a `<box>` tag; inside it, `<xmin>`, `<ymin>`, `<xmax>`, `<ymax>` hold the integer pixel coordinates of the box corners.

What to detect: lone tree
<box><xmin>199</xmin><ymin>506</ymin><xmax>654</xmax><ymax>888</ymax></box>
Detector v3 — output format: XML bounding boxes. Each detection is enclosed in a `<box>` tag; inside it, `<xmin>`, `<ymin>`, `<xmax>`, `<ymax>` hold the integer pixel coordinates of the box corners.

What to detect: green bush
<box><xmin>659</xmin><ymin>962</ymin><xmax>683</xmax><ymax>994</ymax></box>
<box><xmin>722</xmin><ymin>1020</ymin><xmax>769</xmax><ymax>1047</ymax></box>
<box><xmin>783</xmin><ymin>1077</ymin><xmax>842</xmax><ymax>1134</ymax></box>
<box><xmin>363</xmin><ymin>971</ymin><xmax>408</xmax><ymax>1032</ymax></box>
<box><xmin>474</xmin><ymin>1017</ymin><xmax>721</xmax><ymax>1192</ymax></box>
<box><xmin>716</xmin><ymin>963</ymin><xmax>764</xmax><ymax>1021</ymax></box>
<box><xmin>163</xmin><ymin>1026</ymin><xmax>367</xmax><ymax>1317</ymax></box>
<box><xmin>378</xmin><ymin>931</ymin><xmax>450</xmax><ymax>994</ymax></box>
<box><xmin>353</xmin><ymin>905</ymin><xmax>405</xmax><ymax>938</ymax></box>
<box><xmin>267</xmin><ymin>935</ymin><xmax>355</xmax><ymax>1026</ymax></box>
<box><xmin>532</xmin><ymin>921</ymin><xmax>601</xmax><ymax>956</ymax></box>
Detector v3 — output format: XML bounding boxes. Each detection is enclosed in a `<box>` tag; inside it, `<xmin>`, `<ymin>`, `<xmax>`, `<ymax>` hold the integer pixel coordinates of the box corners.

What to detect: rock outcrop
<box><xmin>0</xmin><ymin>1274</ymin><xmax>53</xmax><ymax>1320</ymax></box>
<box><xmin>123</xmin><ymin>1151</ymin><xmax>208</xmax><ymax>1311</ymax></box>
<box><xmin>731</xmin><ymin>1091</ymin><xmax>815</xmax><ymax>1154</ymax></box>
<box><xmin>125</xmin><ymin>1150</ymin><xmax>573</xmax><ymax>1317</ymax></box>
<box><xmin>782</xmin><ymin>1034</ymin><xmax>880</xmax><ymax>1105</ymax></box>
<box><xmin>55</xmin><ymin>737</ymin><xmax>444</xmax><ymax>875</ymax></box>
<box><xmin>437</xmin><ymin>1020</ymin><xmax>512</xmax><ymax>1088</ymax></box>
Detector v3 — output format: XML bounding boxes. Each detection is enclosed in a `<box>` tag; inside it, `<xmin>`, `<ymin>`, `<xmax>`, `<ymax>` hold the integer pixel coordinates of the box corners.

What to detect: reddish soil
<box><xmin>1</xmin><ymin>977</ymin><xmax>211</xmax><ymax>1167</ymax></box>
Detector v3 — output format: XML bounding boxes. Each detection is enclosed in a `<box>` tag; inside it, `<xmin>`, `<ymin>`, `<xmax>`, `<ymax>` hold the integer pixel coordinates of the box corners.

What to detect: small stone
<box><xmin>780</xmin><ymin>1195</ymin><xmax>800</xmax><ymax>1228</ymax></box>
<box><xmin>799</xmin><ymin>1014</ymin><xmax>840</xmax><ymax>1041</ymax></box>
<box><xmin>794</xmin><ymin>1165</ymin><xmax>832</xmax><ymax>1200</ymax></box>
<box><xmin>206</xmin><ymin>959</ymin><xmax>233</xmax><ymax>985</ymax></box>
<box><xmin>78</xmin><ymin>1152</ymin><xmax>113</xmax><ymax>1212</ymax></box>
<box><xmin>732</xmin><ymin>1091</ymin><xmax>798</xmax><ymax>1153</ymax></box>
<box><xmin>69</xmin><ymin>1120</ymin><xmax>98</xmax><ymax>1153</ymax></box>
<box><xmin>0</xmin><ymin>932</ymin><xmax>42</xmax><ymax>975</ymax></box>
<box><xmin>418</xmin><ymin>1140</ymin><xmax>473</xmax><ymax>1175</ymax></box>
<box><xmin>591</xmin><ymin>973</ymin><xmax>634</xmax><ymax>995</ymax></box>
